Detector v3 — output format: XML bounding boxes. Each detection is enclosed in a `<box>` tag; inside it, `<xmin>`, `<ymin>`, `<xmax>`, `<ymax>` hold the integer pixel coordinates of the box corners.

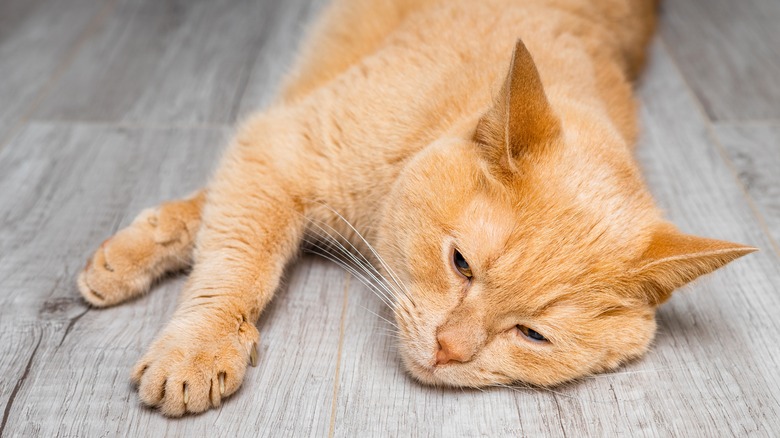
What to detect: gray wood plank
<box><xmin>714</xmin><ymin>124</ymin><xmax>780</xmax><ymax>247</ymax></box>
<box><xmin>0</xmin><ymin>0</ymin><xmax>109</xmax><ymax>146</ymax></box>
<box><xmin>31</xmin><ymin>0</ymin><xmax>290</xmax><ymax>125</ymax></box>
<box><xmin>0</xmin><ymin>122</ymin><xmax>346</xmax><ymax>435</ymax></box>
<box><xmin>331</xmin><ymin>41</ymin><xmax>780</xmax><ymax>436</ymax></box>
<box><xmin>0</xmin><ymin>122</ymin><xmax>228</xmax><ymax>320</ymax></box>
<box><xmin>234</xmin><ymin>0</ymin><xmax>328</xmax><ymax>116</ymax></box>
<box><xmin>660</xmin><ymin>0</ymin><xmax>780</xmax><ymax>121</ymax></box>
<box><xmin>0</xmin><ymin>321</ymin><xmax>61</xmax><ymax>436</ymax></box>
<box><xmin>631</xmin><ymin>41</ymin><xmax>780</xmax><ymax>435</ymax></box>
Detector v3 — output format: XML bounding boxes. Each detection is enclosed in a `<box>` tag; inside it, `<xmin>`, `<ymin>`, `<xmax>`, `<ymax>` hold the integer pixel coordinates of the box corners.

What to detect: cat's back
<box><xmin>284</xmin><ymin>0</ymin><xmax>652</xmax><ymax>151</ymax></box>
<box><xmin>282</xmin><ymin>0</ymin><xmax>655</xmax><ymax>104</ymax></box>
<box><xmin>245</xmin><ymin>0</ymin><xmax>658</xmax><ymax>238</ymax></box>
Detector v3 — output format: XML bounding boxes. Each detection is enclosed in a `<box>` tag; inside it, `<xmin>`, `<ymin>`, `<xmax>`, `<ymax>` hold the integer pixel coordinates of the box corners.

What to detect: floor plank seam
<box><xmin>0</xmin><ymin>333</ymin><xmax>42</xmax><ymax>438</ymax></box>
<box><xmin>328</xmin><ymin>274</ymin><xmax>350</xmax><ymax>438</ymax></box>
<box><xmin>552</xmin><ymin>395</ymin><xmax>568</xmax><ymax>438</ymax></box>
<box><xmin>0</xmin><ymin>0</ymin><xmax>119</xmax><ymax>156</ymax></box>
<box><xmin>657</xmin><ymin>37</ymin><xmax>780</xmax><ymax>258</ymax></box>
<box><xmin>712</xmin><ymin>120</ymin><xmax>780</xmax><ymax>127</ymax></box>
<box><xmin>22</xmin><ymin>119</ymin><xmax>232</xmax><ymax>131</ymax></box>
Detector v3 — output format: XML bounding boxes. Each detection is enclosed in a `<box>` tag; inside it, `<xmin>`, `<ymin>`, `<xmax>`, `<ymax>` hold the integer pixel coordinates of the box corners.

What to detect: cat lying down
<box><xmin>77</xmin><ymin>0</ymin><xmax>755</xmax><ymax>416</ymax></box>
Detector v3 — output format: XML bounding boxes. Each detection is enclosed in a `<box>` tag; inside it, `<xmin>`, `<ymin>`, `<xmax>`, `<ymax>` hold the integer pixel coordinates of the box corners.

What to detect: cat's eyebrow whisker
<box><xmin>300</xmin><ymin>222</ymin><xmax>395</xmax><ymax>299</ymax></box>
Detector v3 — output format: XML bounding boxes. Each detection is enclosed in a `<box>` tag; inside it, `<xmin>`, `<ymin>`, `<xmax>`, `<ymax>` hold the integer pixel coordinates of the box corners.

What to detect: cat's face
<box><xmin>379</xmin><ymin>138</ymin><xmax>659</xmax><ymax>387</ymax></box>
<box><xmin>375</xmin><ymin>41</ymin><xmax>754</xmax><ymax>388</ymax></box>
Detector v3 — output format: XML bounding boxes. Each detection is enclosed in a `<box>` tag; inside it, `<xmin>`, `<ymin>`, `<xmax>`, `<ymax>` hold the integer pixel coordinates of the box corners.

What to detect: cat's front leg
<box><xmin>131</xmin><ymin>126</ymin><xmax>308</xmax><ymax>416</ymax></box>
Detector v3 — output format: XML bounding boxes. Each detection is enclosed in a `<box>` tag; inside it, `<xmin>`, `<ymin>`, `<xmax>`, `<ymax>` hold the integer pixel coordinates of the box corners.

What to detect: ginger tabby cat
<box><xmin>77</xmin><ymin>0</ymin><xmax>755</xmax><ymax>416</ymax></box>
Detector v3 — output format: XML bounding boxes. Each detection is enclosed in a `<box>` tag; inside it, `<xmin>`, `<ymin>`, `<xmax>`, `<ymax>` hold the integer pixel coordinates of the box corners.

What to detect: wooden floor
<box><xmin>1</xmin><ymin>0</ymin><xmax>779</xmax><ymax>436</ymax></box>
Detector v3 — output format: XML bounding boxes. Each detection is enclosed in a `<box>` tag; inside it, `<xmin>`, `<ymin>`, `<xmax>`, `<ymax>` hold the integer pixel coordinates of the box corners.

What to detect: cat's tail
<box><xmin>77</xmin><ymin>190</ymin><xmax>205</xmax><ymax>307</ymax></box>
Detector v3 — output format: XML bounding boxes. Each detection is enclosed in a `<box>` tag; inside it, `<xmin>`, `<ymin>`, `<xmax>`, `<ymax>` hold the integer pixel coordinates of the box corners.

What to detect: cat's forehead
<box><xmin>454</xmin><ymin>194</ymin><xmax>516</xmax><ymax>262</ymax></box>
<box><xmin>454</xmin><ymin>188</ymin><xmax>622</xmax><ymax>288</ymax></box>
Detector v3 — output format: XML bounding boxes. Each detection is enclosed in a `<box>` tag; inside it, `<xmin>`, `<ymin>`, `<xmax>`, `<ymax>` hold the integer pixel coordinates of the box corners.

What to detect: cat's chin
<box><xmin>401</xmin><ymin>355</ymin><xmax>439</xmax><ymax>386</ymax></box>
<box><xmin>400</xmin><ymin>350</ymin><xmax>506</xmax><ymax>388</ymax></box>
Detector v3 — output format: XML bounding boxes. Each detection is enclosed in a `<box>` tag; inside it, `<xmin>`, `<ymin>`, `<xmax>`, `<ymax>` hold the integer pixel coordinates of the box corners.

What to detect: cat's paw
<box><xmin>77</xmin><ymin>207</ymin><xmax>192</xmax><ymax>307</ymax></box>
<box><xmin>131</xmin><ymin>316</ymin><xmax>260</xmax><ymax>416</ymax></box>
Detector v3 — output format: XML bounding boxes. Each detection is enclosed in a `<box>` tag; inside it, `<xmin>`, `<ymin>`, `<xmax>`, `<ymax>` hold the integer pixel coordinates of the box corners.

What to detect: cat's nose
<box><xmin>435</xmin><ymin>330</ymin><xmax>474</xmax><ymax>365</ymax></box>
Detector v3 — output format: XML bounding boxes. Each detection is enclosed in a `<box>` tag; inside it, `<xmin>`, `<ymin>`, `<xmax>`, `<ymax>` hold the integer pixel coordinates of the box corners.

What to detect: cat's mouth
<box><xmin>403</xmin><ymin>356</ymin><xmax>439</xmax><ymax>385</ymax></box>
<box><xmin>398</xmin><ymin>342</ymin><xmax>454</xmax><ymax>386</ymax></box>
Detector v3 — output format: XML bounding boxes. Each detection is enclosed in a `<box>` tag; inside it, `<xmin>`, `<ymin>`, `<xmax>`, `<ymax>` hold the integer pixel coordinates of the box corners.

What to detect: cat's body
<box><xmin>77</xmin><ymin>0</ymin><xmax>754</xmax><ymax>416</ymax></box>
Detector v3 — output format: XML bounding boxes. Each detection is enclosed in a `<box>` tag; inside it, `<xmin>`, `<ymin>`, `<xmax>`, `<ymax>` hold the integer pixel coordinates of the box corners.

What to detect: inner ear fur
<box><xmin>474</xmin><ymin>39</ymin><xmax>561</xmax><ymax>173</ymax></box>
<box><xmin>629</xmin><ymin>223</ymin><xmax>757</xmax><ymax>306</ymax></box>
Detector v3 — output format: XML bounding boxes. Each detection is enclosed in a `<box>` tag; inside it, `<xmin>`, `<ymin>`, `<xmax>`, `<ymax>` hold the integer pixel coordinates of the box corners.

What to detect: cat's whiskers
<box><xmin>358</xmin><ymin>304</ymin><xmax>399</xmax><ymax>330</ymax></box>
<box><xmin>373</xmin><ymin>327</ymin><xmax>404</xmax><ymax>341</ymax></box>
<box><xmin>313</xmin><ymin>202</ymin><xmax>414</xmax><ymax>302</ymax></box>
<box><xmin>577</xmin><ymin>365</ymin><xmax>684</xmax><ymax>379</ymax></box>
<box><xmin>303</xmin><ymin>231</ymin><xmax>399</xmax><ymax>309</ymax></box>
<box><xmin>288</xmin><ymin>202</ymin><xmax>423</xmax><ymax>351</ymax></box>
<box><xmin>297</xmin><ymin>205</ymin><xmax>421</xmax><ymax>340</ymax></box>
<box><xmin>492</xmin><ymin>381</ymin><xmax>645</xmax><ymax>404</ymax></box>
<box><xmin>303</xmin><ymin>238</ymin><xmax>396</xmax><ymax>309</ymax></box>
<box><xmin>301</xmin><ymin>213</ymin><xmax>408</xmax><ymax>305</ymax></box>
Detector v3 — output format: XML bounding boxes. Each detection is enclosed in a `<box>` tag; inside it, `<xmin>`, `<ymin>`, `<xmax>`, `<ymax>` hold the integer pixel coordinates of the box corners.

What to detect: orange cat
<box><xmin>77</xmin><ymin>0</ymin><xmax>755</xmax><ymax>416</ymax></box>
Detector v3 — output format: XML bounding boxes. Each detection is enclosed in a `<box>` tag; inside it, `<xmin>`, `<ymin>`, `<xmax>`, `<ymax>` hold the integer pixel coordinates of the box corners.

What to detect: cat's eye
<box><xmin>516</xmin><ymin>325</ymin><xmax>548</xmax><ymax>343</ymax></box>
<box><xmin>452</xmin><ymin>248</ymin><xmax>472</xmax><ymax>279</ymax></box>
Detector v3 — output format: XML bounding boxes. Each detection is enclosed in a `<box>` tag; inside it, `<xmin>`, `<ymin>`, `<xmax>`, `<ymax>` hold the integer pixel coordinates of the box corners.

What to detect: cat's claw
<box><xmin>250</xmin><ymin>342</ymin><xmax>258</xmax><ymax>367</ymax></box>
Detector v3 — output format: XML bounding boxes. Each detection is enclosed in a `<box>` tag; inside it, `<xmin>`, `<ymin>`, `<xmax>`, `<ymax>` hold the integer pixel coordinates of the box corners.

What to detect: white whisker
<box><xmin>311</xmin><ymin>202</ymin><xmax>413</xmax><ymax>301</ymax></box>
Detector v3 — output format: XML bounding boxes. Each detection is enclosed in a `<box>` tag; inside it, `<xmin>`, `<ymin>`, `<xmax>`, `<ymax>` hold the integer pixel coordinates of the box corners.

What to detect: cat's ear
<box><xmin>629</xmin><ymin>223</ymin><xmax>757</xmax><ymax>306</ymax></box>
<box><xmin>474</xmin><ymin>39</ymin><xmax>560</xmax><ymax>171</ymax></box>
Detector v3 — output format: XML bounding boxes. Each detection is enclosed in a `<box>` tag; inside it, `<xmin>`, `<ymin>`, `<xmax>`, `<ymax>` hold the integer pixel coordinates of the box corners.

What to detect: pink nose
<box><xmin>435</xmin><ymin>330</ymin><xmax>474</xmax><ymax>365</ymax></box>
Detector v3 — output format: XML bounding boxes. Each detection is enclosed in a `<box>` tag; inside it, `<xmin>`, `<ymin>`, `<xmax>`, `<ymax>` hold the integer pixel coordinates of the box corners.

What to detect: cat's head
<box><xmin>376</xmin><ymin>40</ymin><xmax>755</xmax><ymax>387</ymax></box>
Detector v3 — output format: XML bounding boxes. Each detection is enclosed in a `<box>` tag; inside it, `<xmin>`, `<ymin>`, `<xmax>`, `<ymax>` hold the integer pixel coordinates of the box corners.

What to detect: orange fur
<box><xmin>78</xmin><ymin>0</ymin><xmax>754</xmax><ymax>416</ymax></box>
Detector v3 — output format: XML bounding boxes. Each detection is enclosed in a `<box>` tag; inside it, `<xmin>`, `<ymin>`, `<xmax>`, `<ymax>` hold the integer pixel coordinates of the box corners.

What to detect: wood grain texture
<box><xmin>660</xmin><ymin>0</ymin><xmax>780</xmax><ymax>121</ymax></box>
<box><xmin>234</xmin><ymin>0</ymin><xmax>329</xmax><ymax>116</ymax></box>
<box><xmin>0</xmin><ymin>123</ymin><xmax>228</xmax><ymax>320</ymax></box>
<box><xmin>31</xmin><ymin>0</ymin><xmax>299</xmax><ymax>125</ymax></box>
<box><xmin>0</xmin><ymin>0</ymin><xmax>109</xmax><ymax>145</ymax></box>
<box><xmin>715</xmin><ymin>124</ymin><xmax>780</xmax><ymax>247</ymax></box>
